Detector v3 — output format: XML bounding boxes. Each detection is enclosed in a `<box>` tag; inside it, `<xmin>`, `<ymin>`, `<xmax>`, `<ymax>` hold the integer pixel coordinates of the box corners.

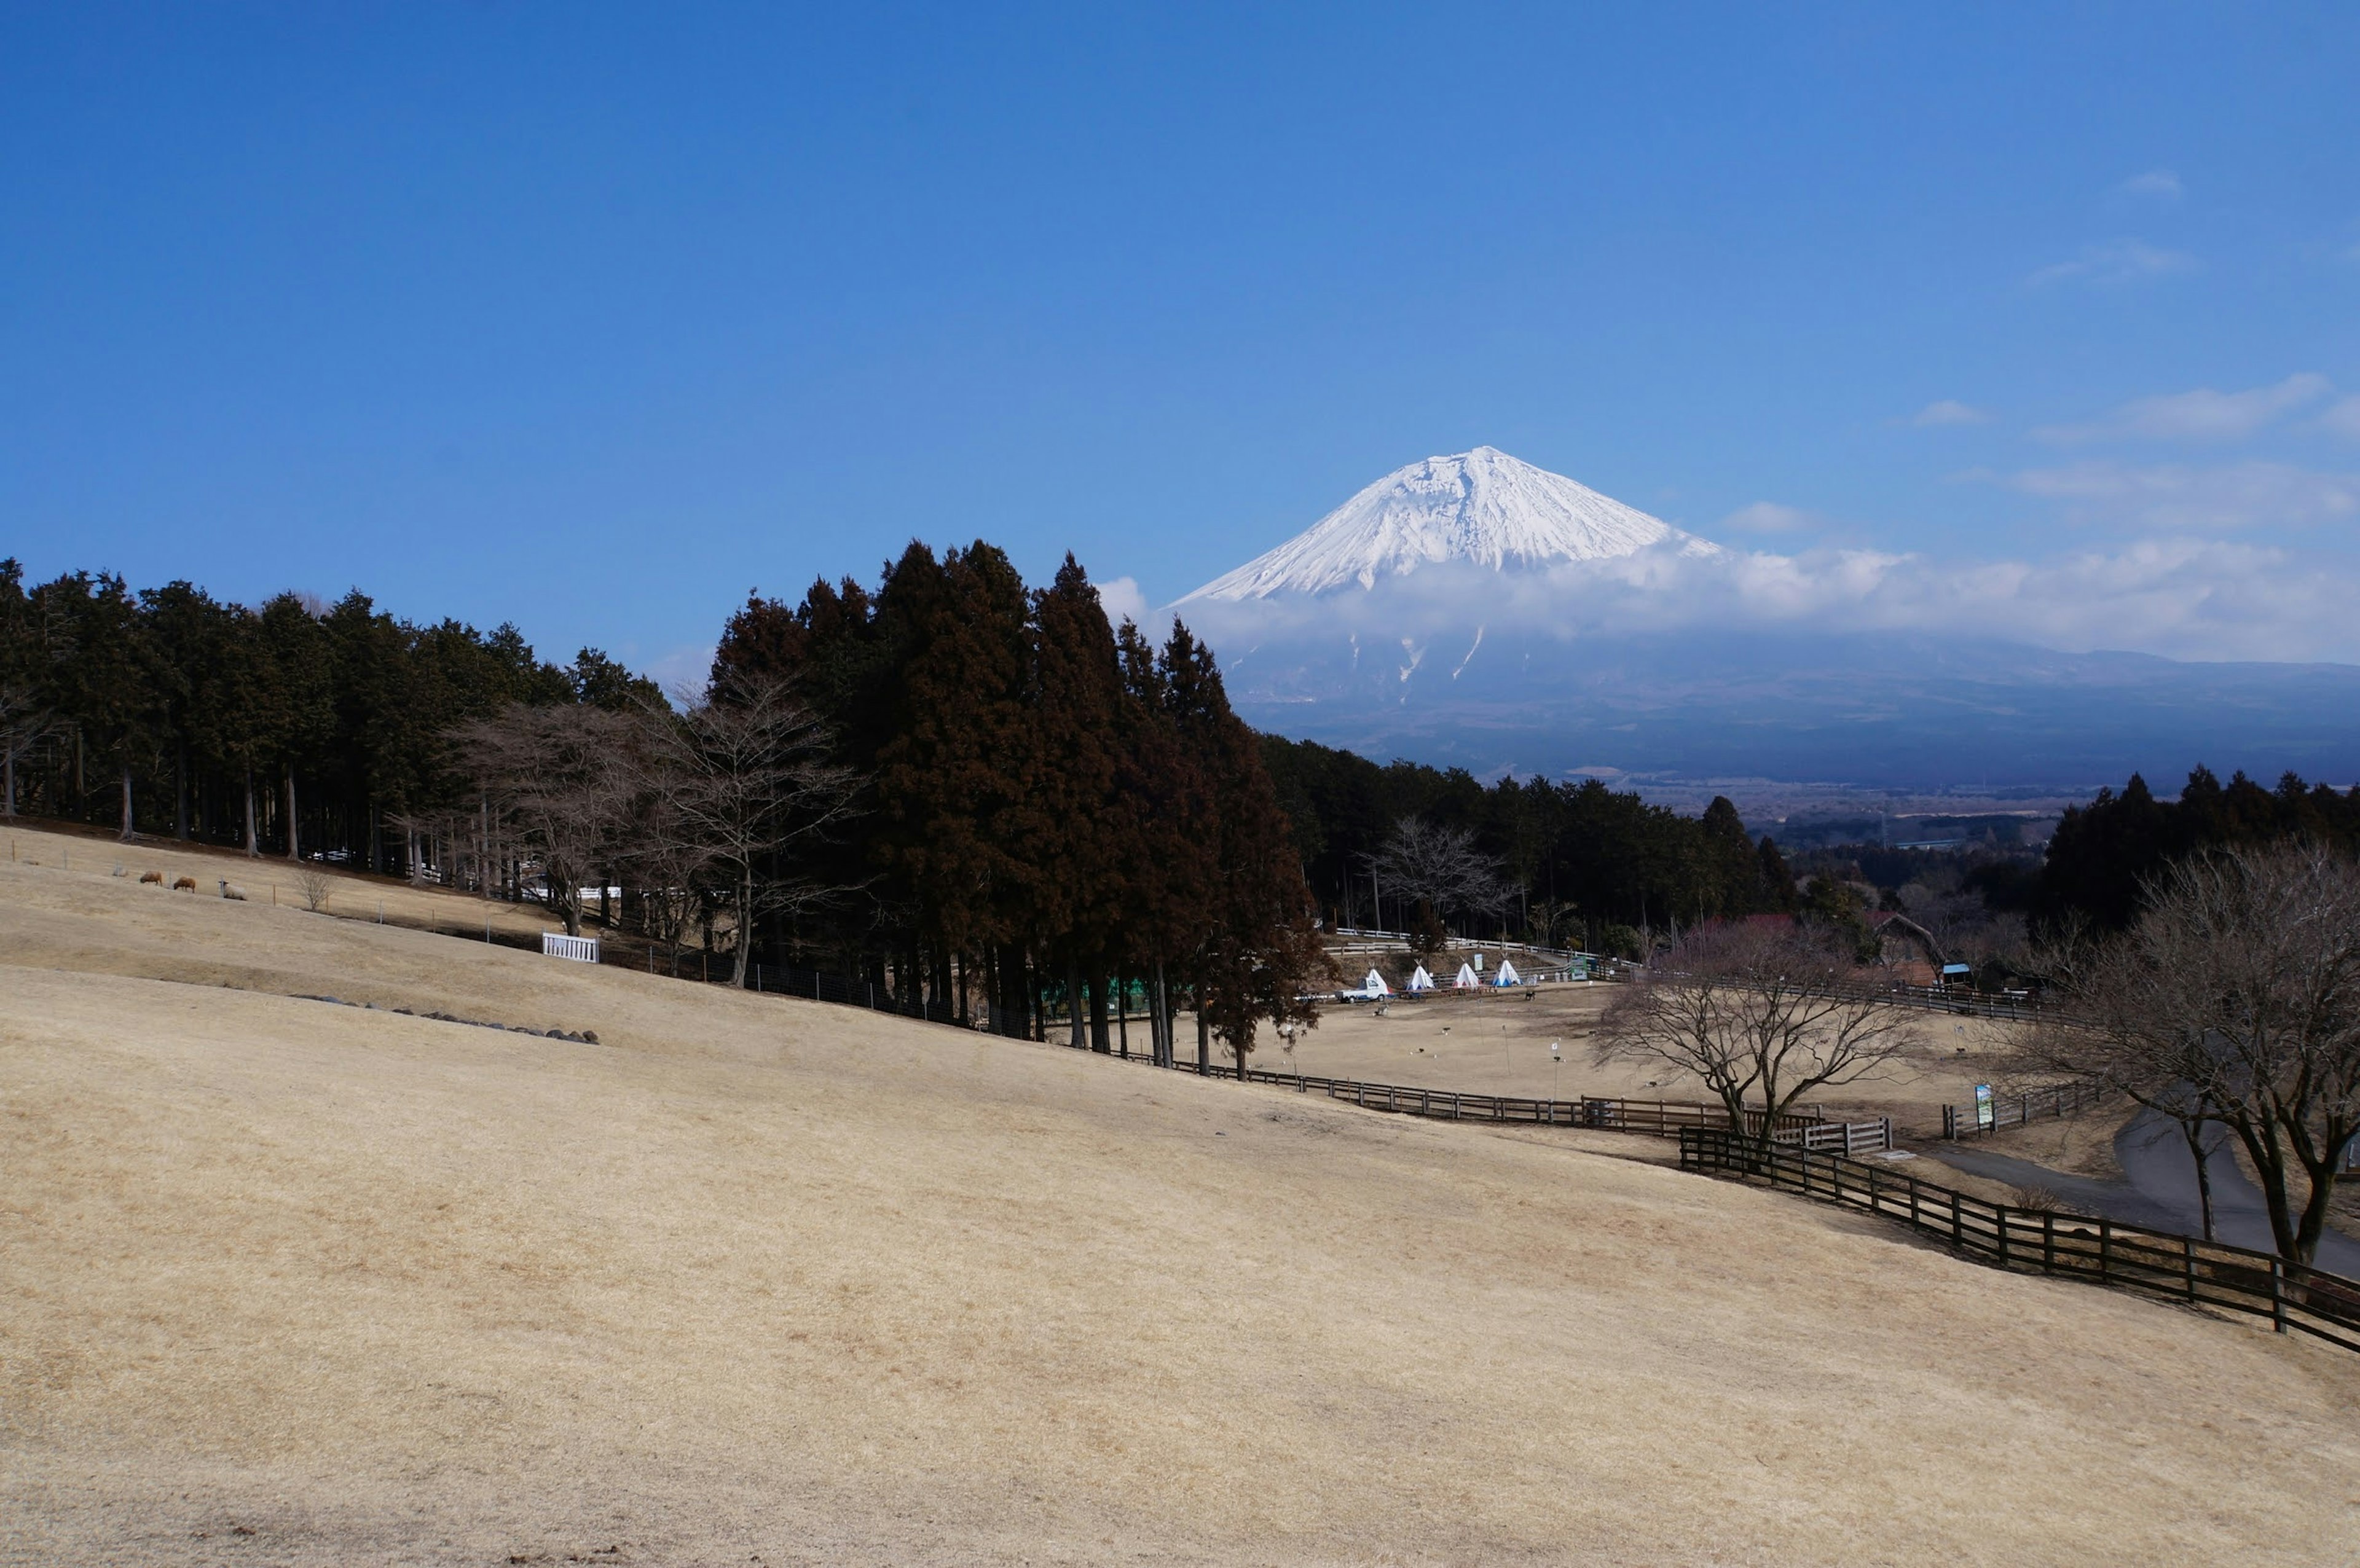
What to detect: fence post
<box><xmin>2272</xmin><ymin>1258</ymin><xmax>2287</xmax><ymax>1334</ymax></box>
<box><xmin>2042</xmin><ymin>1211</ymin><xmax>2055</xmax><ymax>1274</ymax></box>
<box><xmin>1997</xmin><ymin>1205</ymin><xmax>2010</xmax><ymax>1268</ymax></box>
<box><xmin>1951</xmin><ymin>1189</ymin><xmax>1962</xmax><ymax>1247</ymax></box>
<box><xmin>1943</xmin><ymin>1104</ymin><xmax>1955</xmax><ymax>1140</ymax></box>
<box><xmin>2183</xmin><ymin>1237</ymin><xmax>2197</xmax><ymax>1302</ymax></box>
<box><xmin>2098</xmin><ymin>1217</ymin><xmax>2112</xmax><ymax>1285</ymax></box>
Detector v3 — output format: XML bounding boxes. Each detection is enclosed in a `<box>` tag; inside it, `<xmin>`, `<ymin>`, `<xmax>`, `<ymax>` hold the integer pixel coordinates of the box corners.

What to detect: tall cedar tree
<box><xmin>873</xmin><ymin>543</ymin><xmax>1039</xmax><ymax>1032</ymax></box>
<box><xmin>1026</xmin><ymin>556</ymin><xmax>1133</xmax><ymax>1048</ymax></box>
<box><xmin>1161</xmin><ymin>622</ymin><xmax>1326</xmax><ymax>1074</ymax></box>
<box><xmin>1114</xmin><ymin>619</ymin><xmax>1214</xmax><ymax>1062</ymax></box>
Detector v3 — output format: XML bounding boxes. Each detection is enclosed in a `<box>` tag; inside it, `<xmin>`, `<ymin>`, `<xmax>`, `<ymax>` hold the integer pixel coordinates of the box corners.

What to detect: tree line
<box><xmin>0</xmin><ymin>549</ymin><xmax>1326</xmax><ymax>1072</ymax></box>
<box><xmin>2036</xmin><ymin>765</ymin><xmax>2360</xmax><ymax>931</ymax></box>
<box><xmin>0</xmin><ymin>560</ymin><xmax>661</xmax><ymax>865</ymax></box>
<box><xmin>710</xmin><ymin>544</ymin><xmax>1324</xmax><ymax>1067</ymax></box>
<box><xmin>1259</xmin><ymin>735</ymin><xmax>1797</xmax><ymax>955</ymax></box>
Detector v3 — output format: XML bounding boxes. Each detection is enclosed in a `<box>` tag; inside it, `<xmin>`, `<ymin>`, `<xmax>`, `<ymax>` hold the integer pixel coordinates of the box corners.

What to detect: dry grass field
<box><xmin>4</xmin><ymin>823</ymin><xmax>2359</xmax><ymax>1565</ymax></box>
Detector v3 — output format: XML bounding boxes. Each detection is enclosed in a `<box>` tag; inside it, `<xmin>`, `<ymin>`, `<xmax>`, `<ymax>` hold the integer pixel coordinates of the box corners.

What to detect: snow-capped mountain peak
<box><xmin>1180</xmin><ymin>446</ymin><xmax>1712</xmax><ymax>602</ymax></box>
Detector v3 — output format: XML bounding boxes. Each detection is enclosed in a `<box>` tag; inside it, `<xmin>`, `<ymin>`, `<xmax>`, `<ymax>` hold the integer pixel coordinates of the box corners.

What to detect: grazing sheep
<box><xmin>140</xmin><ymin>871</ymin><xmax>164</xmax><ymax>886</ymax></box>
<box><xmin>218</xmin><ymin>879</ymin><xmax>246</xmax><ymax>901</ymax></box>
<box><xmin>171</xmin><ymin>876</ymin><xmax>197</xmax><ymax>892</ymax></box>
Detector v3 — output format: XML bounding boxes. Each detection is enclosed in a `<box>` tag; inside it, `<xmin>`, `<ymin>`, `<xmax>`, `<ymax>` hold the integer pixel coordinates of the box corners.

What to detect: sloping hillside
<box><xmin>2</xmin><ymin>827</ymin><xmax>2356</xmax><ymax>1565</ymax></box>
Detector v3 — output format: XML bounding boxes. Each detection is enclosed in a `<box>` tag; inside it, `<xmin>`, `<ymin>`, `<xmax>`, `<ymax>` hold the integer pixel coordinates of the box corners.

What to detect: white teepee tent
<box><xmin>1363</xmin><ymin>968</ymin><xmax>1391</xmax><ymax>997</ymax></box>
<box><xmin>1493</xmin><ymin>958</ymin><xmax>1521</xmax><ymax>986</ymax></box>
<box><xmin>1453</xmin><ymin>962</ymin><xmax>1480</xmax><ymax>989</ymax></box>
<box><xmin>1407</xmin><ymin>965</ymin><xmax>1435</xmax><ymax>992</ymax></box>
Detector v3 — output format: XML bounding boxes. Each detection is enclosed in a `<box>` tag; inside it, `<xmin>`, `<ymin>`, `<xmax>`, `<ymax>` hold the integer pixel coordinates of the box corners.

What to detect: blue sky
<box><xmin>4</xmin><ymin>4</ymin><xmax>2357</xmax><ymax>680</ymax></box>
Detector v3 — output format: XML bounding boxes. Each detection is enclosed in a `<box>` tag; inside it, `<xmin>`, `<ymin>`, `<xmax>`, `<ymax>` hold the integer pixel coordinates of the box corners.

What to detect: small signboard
<box><xmin>1973</xmin><ymin>1082</ymin><xmax>1994</xmax><ymax>1131</ymax></box>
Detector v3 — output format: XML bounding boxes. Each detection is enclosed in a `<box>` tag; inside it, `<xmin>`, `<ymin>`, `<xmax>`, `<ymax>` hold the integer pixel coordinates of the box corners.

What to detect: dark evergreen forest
<box><xmin>1258</xmin><ymin>735</ymin><xmax>1798</xmax><ymax>956</ymax></box>
<box><xmin>2037</xmin><ymin>766</ymin><xmax>2360</xmax><ymax>931</ymax></box>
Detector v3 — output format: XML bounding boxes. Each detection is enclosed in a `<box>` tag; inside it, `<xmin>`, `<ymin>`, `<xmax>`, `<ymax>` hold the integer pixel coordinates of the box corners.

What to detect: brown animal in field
<box><xmin>171</xmin><ymin>876</ymin><xmax>197</xmax><ymax>892</ymax></box>
<box><xmin>218</xmin><ymin>879</ymin><xmax>246</xmax><ymax>901</ymax></box>
<box><xmin>140</xmin><ymin>871</ymin><xmax>164</xmax><ymax>885</ymax></box>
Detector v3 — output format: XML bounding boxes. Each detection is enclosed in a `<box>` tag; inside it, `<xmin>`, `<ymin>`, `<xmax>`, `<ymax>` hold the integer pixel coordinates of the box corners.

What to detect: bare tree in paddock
<box><xmin>453</xmin><ymin>703</ymin><xmax>635</xmax><ymax>938</ymax></box>
<box><xmin>2032</xmin><ymin>843</ymin><xmax>2360</xmax><ymax>1267</ymax></box>
<box><xmin>1366</xmin><ymin>817</ymin><xmax>1513</xmax><ymax>937</ymax></box>
<box><xmin>637</xmin><ymin>669</ymin><xmax>859</xmax><ymax>989</ymax></box>
<box><xmin>1595</xmin><ymin>920</ymin><xmax>1905</xmax><ymax>1153</ymax></box>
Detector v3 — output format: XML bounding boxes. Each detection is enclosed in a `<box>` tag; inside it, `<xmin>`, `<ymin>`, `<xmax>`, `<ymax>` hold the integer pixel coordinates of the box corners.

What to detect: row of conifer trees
<box><xmin>0</xmin><ymin>559</ymin><xmax>659</xmax><ymax>862</ymax></box>
<box><xmin>0</xmin><ymin>549</ymin><xmax>1328</xmax><ymax>1068</ymax></box>
<box><xmin>710</xmin><ymin>543</ymin><xmax>1326</xmax><ymax>1064</ymax></box>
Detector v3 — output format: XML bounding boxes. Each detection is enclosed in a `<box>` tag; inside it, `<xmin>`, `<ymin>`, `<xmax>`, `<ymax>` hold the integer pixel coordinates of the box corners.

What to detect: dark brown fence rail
<box><xmin>1095</xmin><ymin>1051</ymin><xmax>1898</xmax><ymax>1150</ymax></box>
<box><xmin>1941</xmin><ymin>1081</ymin><xmax>2112</xmax><ymax>1140</ymax></box>
<box><xmin>1678</xmin><ymin>1127</ymin><xmax>2360</xmax><ymax>1355</ymax></box>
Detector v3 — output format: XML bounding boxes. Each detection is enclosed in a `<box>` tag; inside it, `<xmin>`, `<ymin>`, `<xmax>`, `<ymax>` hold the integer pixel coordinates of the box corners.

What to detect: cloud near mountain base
<box><xmin>1174</xmin><ymin>538</ymin><xmax>2360</xmax><ymax>666</ymax></box>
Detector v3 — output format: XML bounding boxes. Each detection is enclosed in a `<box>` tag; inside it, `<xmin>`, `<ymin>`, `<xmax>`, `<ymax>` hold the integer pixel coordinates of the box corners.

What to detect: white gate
<box><xmin>542</xmin><ymin>933</ymin><xmax>600</xmax><ymax>963</ymax></box>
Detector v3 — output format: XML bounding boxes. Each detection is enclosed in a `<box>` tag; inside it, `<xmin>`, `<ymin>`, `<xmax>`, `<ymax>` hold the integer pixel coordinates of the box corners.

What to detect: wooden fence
<box><xmin>1941</xmin><ymin>1080</ymin><xmax>2111</xmax><ymax>1140</ymax></box>
<box><xmin>1677</xmin><ymin>1127</ymin><xmax>2360</xmax><ymax>1355</ymax></box>
<box><xmin>1113</xmin><ymin>1053</ymin><xmax>1892</xmax><ymax>1151</ymax></box>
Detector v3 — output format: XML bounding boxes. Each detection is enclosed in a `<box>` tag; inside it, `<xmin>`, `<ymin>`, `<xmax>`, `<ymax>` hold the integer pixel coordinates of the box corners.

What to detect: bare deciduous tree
<box><xmin>1366</xmin><ymin>818</ymin><xmax>1512</xmax><ymax>935</ymax></box>
<box><xmin>2031</xmin><ymin>843</ymin><xmax>2360</xmax><ymax>1266</ymax></box>
<box><xmin>454</xmin><ymin>704</ymin><xmax>634</xmax><ymax>938</ymax></box>
<box><xmin>1595</xmin><ymin>920</ymin><xmax>1906</xmax><ymax>1152</ymax></box>
<box><xmin>638</xmin><ymin>671</ymin><xmax>859</xmax><ymax>988</ymax></box>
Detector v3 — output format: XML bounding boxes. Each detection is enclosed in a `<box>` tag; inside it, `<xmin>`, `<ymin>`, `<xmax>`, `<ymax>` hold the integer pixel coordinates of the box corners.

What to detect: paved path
<box><xmin>1934</xmin><ymin>1108</ymin><xmax>2360</xmax><ymax>1277</ymax></box>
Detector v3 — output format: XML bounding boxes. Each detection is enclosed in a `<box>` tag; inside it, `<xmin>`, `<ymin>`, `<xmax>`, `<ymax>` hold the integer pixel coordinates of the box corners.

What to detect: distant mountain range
<box><xmin>1171</xmin><ymin>448</ymin><xmax>2360</xmax><ymax>790</ymax></box>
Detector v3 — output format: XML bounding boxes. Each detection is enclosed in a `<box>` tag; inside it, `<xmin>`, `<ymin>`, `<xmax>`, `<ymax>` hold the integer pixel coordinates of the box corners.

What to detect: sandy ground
<box><xmin>1286</xmin><ymin>979</ymin><xmax>2023</xmax><ymax>1134</ymax></box>
<box><xmin>4</xmin><ymin>827</ymin><xmax>2359</xmax><ymax>1564</ymax></box>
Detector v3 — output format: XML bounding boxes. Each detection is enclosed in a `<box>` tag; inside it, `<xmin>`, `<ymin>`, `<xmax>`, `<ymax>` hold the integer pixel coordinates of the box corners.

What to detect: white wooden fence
<box><xmin>541</xmin><ymin>933</ymin><xmax>600</xmax><ymax>963</ymax></box>
<box><xmin>1778</xmin><ymin>1117</ymin><xmax>1895</xmax><ymax>1156</ymax></box>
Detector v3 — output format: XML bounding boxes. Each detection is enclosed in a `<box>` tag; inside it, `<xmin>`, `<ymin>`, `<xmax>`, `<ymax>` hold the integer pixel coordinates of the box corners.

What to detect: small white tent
<box><xmin>1362</xmin><ymin>968</ymin><xmax>1391</xmax><ymax>998</ymax></box>
<box><xmin>1407</xmin><ymin>965</ymin><xmax>1436</xmax><ymax>992</ymax></box>
<box><xmin>1453</xmin><ymin>962</ymin><xmax>1480</xmax><ymax>989</ymax></box>
<box><xmin>1493</xmin><ymin>958</ymin><xmax>1521</xmax><ymax>986</ymax></box>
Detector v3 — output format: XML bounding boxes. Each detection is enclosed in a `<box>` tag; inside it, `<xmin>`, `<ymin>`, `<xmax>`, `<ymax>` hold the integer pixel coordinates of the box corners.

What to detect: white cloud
<box><xmin>2004</xmin><ymin>459</ymin><xmax>2360</xmax><ymax>530</ymax></box>
<box><xmin>1910</xmin><ymin>399</ymin><xmax>1989</xmax><ymax>428</ymax></box>
<box><xmin>1092</xmin><ymin>574</ymin><xmax>1151</xmax><ymax>627</ymax></box>
<box><xmin>2028</xmin><ymin>238</ymin><xmax>2198</xmax><ymax>288</ymax></box>
<box><xmin>2319</xmin><ymin>396</ymin><xmax>2360</xmax><ymax>441</ymax></box>
<box><xmin>2115</xmin><ymin>169</ymin><xmax>2183</xmax><ymax>201</ymax></box>
<box><xmin>1720</xmin><ymin>501</ymin><xmax>1813</xmax><ymax>534</ymax></box>
<box><xmin>2034</xmin><ymin>373</ymin><xmax>2332</xmax><ymax>445</ymax></box>
<box><xmin>646</xmin><ymin>643</ymin><xmax>717</xmax><ymax>696</ymax></box>
<box><xmin>1178</xmin><ymin>536</ymin><xmax>2360</xmax><ymax>664</ymax></box>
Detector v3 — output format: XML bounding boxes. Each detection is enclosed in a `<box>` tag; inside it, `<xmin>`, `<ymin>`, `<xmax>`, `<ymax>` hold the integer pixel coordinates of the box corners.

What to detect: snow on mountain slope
<box><xmin>1180</xmin><ymin>446</ymin><xmax>1715</xmax><ymax>602</ymax></box>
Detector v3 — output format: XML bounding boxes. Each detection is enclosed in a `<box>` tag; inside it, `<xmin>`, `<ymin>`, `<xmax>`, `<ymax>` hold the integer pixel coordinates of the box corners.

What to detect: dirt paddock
<box><xmin>1288</xmin><ymin>968</ymin><xmax>2024</xmax><ymax>1131</ymax></box>
<box><xmin>2</xmin><ymin>823</ymin><xmax>2357</xmax><ymax>1565</ymax></box>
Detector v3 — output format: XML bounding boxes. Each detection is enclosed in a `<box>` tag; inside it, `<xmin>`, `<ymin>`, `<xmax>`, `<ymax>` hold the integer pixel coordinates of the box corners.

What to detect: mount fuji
<box><xmin>1170</xmin><ymin>449</ymin><xmax>2360</xmax><ymax>791</ymax></box>
<box><xmin>1181</xmin><ymin>446</ymin><xmax>1717</xmax><ymax>602</ymax></box>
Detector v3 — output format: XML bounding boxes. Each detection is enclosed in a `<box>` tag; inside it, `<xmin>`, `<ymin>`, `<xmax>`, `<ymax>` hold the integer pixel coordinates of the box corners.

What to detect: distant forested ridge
<box><xmin>1257</xmin><ymin>735</ymin><xmax>1798</xmax><ymax>952</ymax></box>
<box><xmin>2037</xmin><ymin>766</ymin><xmax>2360</xmax><ymax>931</ymax></box>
